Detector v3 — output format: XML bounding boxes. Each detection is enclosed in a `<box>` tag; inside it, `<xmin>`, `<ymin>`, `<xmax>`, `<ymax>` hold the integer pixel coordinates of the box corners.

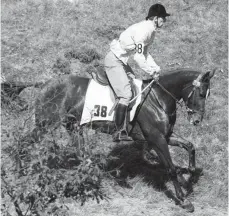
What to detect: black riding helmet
<box><xmin>146</xmin><ymin>4</ymin><xmax>170</xmax><ymax>20</ymax></box>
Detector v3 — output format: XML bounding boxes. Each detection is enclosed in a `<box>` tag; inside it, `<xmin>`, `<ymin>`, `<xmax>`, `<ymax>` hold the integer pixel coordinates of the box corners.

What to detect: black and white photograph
<box><xmin>1</xmin><ymin>0</ymin><xmax>228</xmax><ymax>215</ymax></box>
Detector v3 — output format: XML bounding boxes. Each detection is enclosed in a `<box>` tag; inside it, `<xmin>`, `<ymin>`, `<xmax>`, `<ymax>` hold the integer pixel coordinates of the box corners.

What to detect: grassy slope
<box><xmin>1</xmin><ymin>0</ymin><xmax>228</xmax><ymax>215</ymax></box>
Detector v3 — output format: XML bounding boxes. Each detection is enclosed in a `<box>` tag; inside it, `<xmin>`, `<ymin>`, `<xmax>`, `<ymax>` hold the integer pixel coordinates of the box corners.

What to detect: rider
<box><xmin>104</xmin><ymin>3</ymin><xmax>170</xmax><ymax>142</ymax></box>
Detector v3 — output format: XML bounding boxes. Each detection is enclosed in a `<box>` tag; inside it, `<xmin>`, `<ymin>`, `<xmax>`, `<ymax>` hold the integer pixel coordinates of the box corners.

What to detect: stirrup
<box><xmin>112</xmin><ymin>130</ymin><xmax>133</xmax><ymax>142</ymax></box>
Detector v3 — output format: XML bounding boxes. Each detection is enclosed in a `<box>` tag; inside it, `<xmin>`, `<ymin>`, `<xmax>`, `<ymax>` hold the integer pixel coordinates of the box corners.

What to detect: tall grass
<box><xmin>1</xmin><ymin>0</ymin><xmax>228</xmax><ymax>215</ymax></box>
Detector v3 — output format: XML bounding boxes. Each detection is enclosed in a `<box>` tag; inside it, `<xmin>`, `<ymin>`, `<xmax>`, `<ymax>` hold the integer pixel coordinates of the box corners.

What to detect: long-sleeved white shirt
<box><xmin>110</xmin><ymin>19</ymin><xmax>160</xmax><ymax>75</ymax></box>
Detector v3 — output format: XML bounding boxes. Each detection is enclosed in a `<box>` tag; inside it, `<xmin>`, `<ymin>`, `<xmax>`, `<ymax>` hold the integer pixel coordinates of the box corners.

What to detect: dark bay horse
<box><xmin>24</xmin><ymin>68</ymin><xmax>217</xmax><ymax>212</ymax></box>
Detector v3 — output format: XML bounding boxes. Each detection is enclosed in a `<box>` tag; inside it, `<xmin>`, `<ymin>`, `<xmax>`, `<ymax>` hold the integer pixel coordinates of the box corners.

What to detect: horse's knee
<box><xmin>186</xmin><ymin>142</ymin><xmax>195</xmax><ymax>152</ymax></box>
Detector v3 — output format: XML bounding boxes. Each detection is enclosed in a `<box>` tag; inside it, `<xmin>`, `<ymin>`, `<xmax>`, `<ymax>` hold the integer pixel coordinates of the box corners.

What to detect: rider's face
<box><xmin>156</xmin><ymin>17</ymin><xmax>166</xmax><ymax>28</ymax></box>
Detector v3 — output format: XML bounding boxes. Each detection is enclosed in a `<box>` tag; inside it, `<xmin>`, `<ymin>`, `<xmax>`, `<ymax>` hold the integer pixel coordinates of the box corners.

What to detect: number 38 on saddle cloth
<box><xmin>80</xmin><ymin>69</ymin><xmax>142</xmax><ymax>125</ymax></box>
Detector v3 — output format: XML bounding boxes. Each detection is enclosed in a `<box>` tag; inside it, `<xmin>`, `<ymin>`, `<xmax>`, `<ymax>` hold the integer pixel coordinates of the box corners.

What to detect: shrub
<box><xmin>52</xmin><ymin>58</ymin><xmax>71</xmax><ymax>75</ymax></box>
<box><xmin>1</xmin><ymin>123</ymin><xmax>108</xmax><ymax>216</ymax></box>
<box><xmin>64</xmin><ymin>47</ymin><xmax>101</xmax><ymax>64</ymax></box>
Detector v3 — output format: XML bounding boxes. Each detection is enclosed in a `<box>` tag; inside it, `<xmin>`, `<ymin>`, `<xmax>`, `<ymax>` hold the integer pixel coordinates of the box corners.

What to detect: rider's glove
<box><xmin>150</xmin><ymin>70</ymin><xmax>160</xmax><ymax>82</ymax></box>
<box><xmin>127</xmin><ymin>72</ymin><xmax>136</xmax><ymax>80</ymax></box>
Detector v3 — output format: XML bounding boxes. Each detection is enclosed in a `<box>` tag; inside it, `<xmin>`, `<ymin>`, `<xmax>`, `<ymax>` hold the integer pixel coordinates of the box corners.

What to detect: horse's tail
<box><xmin>1</xmin><ymin>81</ymin><xmax>44</xmax><ymax>98</ymax></box>
<box><xmin>1</xmin><ymin>81</ymin><xmax>45</xmax><ymax>111</ymax></box>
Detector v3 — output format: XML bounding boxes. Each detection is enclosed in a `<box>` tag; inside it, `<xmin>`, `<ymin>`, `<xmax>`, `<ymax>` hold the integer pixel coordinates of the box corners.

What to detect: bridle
<box><xmin>182</xmin><ymin>76</ymin><xmax>210</xmax><ymax>115</ymax></box>
<box><xmin>155</xmin><ymin>74</ymin><xmax>210</xmax><ymax>116</ymax></box>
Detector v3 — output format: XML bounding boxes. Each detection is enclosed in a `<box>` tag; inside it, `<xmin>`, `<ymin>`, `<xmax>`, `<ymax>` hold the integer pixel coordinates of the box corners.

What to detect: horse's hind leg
<box><xmin>168</xmin><ymin>135</ymin><xmax>196</xmax><ymax>172</ymax></box>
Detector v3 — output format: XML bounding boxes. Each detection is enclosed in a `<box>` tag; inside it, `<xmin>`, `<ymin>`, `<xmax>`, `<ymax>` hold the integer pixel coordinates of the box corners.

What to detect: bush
<box><xmin>1</xmin><ymin>123</ymin><xmax>108</xmax><ymax>216</ymax></box>
<box><xmin>52</xmin><ymin>58</ymin><xmax>71</xmax><ymax>75</ymax></box>
<box><xmin>64</xmin><ymin>47</ymin><xmax>101</xmax><ymax>64</ymax></box>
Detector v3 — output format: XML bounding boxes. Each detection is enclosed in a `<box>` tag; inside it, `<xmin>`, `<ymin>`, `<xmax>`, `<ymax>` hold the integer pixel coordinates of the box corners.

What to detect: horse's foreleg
<box><xmin>152</xmin><ymin>137</ymin><xmax>194</xmax><ymax>212</ymax></box>
<box><xmin>168</xmin><ymin>135</ymin><xmax>196</xmax><ymax>173</ymax></box>
<box><xmin>151</xmin><ymin>137</ymin><xmax>184</xmax><ymax>198</ymax></box>
<box><xmin>138</xmin><ymin>122</ymin><xmax>194</xmax><ymax>212</ymax></box>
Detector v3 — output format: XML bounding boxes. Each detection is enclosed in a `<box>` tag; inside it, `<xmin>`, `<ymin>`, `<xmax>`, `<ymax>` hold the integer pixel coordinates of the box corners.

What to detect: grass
<box><xmin>1</xmin><ymin>0</ymin><xmax>228</xmax><ymax>215</ymax></box>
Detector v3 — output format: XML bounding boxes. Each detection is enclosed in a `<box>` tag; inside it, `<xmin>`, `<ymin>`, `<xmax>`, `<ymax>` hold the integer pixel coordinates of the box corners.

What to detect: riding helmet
<box><xmin>146</xmin><ymin>4</ymin><xmax>170</xmax><ymax>20</ymax></box>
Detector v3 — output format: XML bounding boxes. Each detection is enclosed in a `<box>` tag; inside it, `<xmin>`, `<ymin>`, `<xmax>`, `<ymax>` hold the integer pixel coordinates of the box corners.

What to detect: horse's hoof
<box><xmin>181</xmin><ymin>199</ymin><xmax>194</xmax><ymax>212</ymax></box>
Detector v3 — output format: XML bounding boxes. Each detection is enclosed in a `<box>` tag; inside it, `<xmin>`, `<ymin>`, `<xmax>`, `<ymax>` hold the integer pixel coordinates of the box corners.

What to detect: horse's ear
<box><xmin>201</xmin><ymin>68</ymin><xmax>218</xmax><ymax>82</ymax></box>
<box><xmin>209</xmin><ymin>68</ymin><xmax>218</xmax><ymax>78</ymax></box>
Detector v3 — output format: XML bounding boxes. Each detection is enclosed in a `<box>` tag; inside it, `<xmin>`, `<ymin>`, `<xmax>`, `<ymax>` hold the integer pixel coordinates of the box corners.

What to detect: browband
<box><xmin>192</xmin><ymin>80</ymin><xmax>201</xmax><ymax>87</ymax></box>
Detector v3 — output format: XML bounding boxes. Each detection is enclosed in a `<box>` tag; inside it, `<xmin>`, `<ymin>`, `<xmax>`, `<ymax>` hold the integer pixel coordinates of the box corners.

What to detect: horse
<box><xmin>21</xmin><ymin>68</ymin><xmax>217</xmax><ymax>212</ymax></box>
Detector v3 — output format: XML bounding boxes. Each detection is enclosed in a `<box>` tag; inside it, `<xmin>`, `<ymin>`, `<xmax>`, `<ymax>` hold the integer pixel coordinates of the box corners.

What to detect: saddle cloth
<box><xmin>80</xmin><ymin>79</ymin><xmax>142</xmax><ymax>125</ymax></box>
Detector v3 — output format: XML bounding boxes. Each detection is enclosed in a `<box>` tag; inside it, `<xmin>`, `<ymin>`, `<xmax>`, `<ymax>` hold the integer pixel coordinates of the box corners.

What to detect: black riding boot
<box><xmin>113</xmin><ymin>103</ymin><xmax>133</xmax><ymax>142</ymax></box>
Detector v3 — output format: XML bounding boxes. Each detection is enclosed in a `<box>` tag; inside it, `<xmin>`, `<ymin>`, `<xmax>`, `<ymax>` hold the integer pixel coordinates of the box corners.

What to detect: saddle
<box><xmin>87</xmin><ymin>64</ymin><xmax>109</xmax><ymax>86</ymax></box>
<box><xmin>87</xmin><ymin>65</ymin><xmax>139</xmax><ymax>111</ymax></box>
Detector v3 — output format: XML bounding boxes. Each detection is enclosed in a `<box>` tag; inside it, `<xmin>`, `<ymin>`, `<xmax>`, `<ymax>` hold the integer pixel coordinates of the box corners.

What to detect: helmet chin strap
<box><xmin>154</xmin><ymin>17</ymin><xmax>161</xmax><ymax>29</ymax></box>
<box><xmin>154</xmin><ymin>17</ymin><xmax>159</xmax><ymax>28</ymax></box>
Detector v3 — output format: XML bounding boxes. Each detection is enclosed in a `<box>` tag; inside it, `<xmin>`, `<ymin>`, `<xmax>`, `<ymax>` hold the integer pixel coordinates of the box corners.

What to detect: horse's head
<box><xmin>182</xmin><ymin>68</ymin><xmax>217</xmax><ymax>125</ymax></box>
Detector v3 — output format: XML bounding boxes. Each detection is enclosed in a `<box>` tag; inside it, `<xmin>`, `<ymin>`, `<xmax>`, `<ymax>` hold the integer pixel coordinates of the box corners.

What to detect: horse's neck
<box><xmin>146</xmin><ymin>69</ymin><xmax>200</xmax><ymax>99</ymax></box>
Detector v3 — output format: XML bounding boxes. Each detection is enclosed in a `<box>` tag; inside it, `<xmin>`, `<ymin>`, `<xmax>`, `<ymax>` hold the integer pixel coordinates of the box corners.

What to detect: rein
<box><xmin>129</xmin><ymin>80</ymin><xmax>154</xmax><ymax>135</ymax></box>
<box><xmin>149</xmin><ymin>81</ymin><xmax>182</xmax><ymax>117</ymax></box>
<box><xmin>129</xmin><ymin>79</ymin><xmax>155</xmax><ymax>103</ymax></box>
<box><xmin>156</xmin><ymin>81</ymin><xmax>183</xmax><ymax>107</ymax></box>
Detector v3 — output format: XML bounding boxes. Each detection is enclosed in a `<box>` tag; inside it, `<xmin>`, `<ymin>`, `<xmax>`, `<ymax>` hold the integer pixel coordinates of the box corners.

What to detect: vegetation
<box><xmin>1</xmin><ymin>0</ymin><xmax>228</xmax><ymax>215</ymax></box>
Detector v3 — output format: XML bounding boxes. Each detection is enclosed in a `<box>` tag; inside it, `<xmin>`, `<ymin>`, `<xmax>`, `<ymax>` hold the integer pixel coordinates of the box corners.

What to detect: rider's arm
<box><xmin>133</xmin><ymin>43</ymin><xmax>160</xmax><ymax>75</ymax></box>
<box><xmin>144</xmin><ymin>46</ymin><xmax>161</xmax><ymax>72</ymax></box>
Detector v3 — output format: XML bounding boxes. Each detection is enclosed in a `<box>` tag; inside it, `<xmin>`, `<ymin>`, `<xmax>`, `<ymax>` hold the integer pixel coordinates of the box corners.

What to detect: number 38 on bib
<box><xmin>135</xmin><ymin>43</ymin><xmax>144</xmax><ymax>54</ymax></box>
<box><xmin>94</xmin><ymin>105</ymin><xmax>108</xmax><ymax>117</ymax></box>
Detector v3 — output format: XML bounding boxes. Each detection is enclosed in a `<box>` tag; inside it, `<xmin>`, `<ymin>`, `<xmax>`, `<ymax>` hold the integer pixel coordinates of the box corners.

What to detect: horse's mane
<box><xmin>142</xmin><ymin>68</ymin><xmax>201</xmax><ymax>84</ymax></box>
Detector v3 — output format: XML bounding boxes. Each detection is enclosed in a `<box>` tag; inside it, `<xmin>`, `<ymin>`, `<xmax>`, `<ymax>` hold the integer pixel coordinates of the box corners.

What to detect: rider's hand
<box><xmin>150</xmin><ymin>71</ymin><xmax>160</xmax><ymax>82</ymax></box>
<box><xmin>128</xmin><ymin>73</ymin><xmax>136</xmax><ymax>80</ymax></box>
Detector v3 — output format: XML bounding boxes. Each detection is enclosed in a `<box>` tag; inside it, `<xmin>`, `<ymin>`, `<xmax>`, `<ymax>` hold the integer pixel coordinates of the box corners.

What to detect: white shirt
<box><xmin>110</xmin><ymin>20</ymin><xmax>160</xmax><ymax>75</ymax></box>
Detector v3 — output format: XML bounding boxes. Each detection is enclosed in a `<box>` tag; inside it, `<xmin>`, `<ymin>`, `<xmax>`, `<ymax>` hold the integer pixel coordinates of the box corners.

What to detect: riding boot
<box><xmin>113</xmin><ymin>103</ymin><xmax>133</xmax><ymax>142</ymax></box>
